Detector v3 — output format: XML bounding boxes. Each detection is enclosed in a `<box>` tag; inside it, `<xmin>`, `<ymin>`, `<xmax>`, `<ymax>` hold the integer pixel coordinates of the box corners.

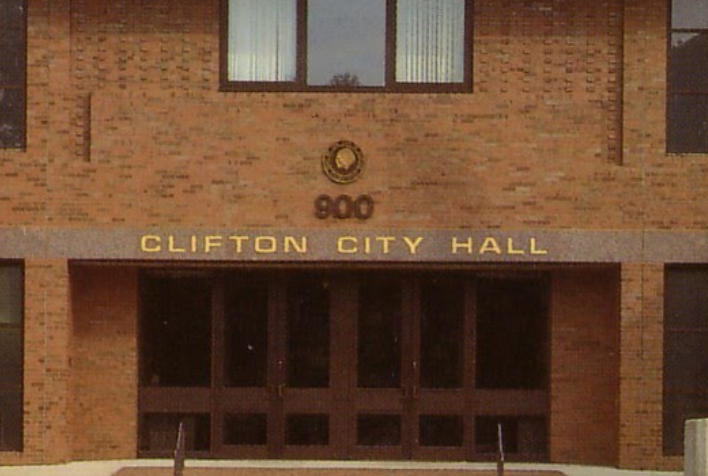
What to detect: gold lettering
<box><xmin>228</xmin><ymin>236</ymin><xmax>249</xmax><ymax>253</ymax></box>
<box><xmin>284</xmin><ymin>236</ymin><xmax>307</xmax><ymax>254</ymax></box>
<box><xmin>191</xmin><ymin>236</ymin><xmax>198</xmax><ymax>253</ymax></box>
<box><xmin>364</xmin><ymin>237</ymin><xmax>371</xmax><ymax>254</ymax></box>
<box><xmin>479</xmin><ymin>237</ymin><xmax>502</xmax><ymax>254</ymax></box>
<box><xmin>530</xmin><ymin>238</ymin><xmax>548</xmax><ymax>255</ymax></box>
<box><xmin>403</xmin><ymin>236</ymin><xmax>424</xmax><ymax>255</ymax></box>
<box><xmin>338</xmin><ymin>236</ymin><xmax>358</xmax><ymax>254</ymax></box>
<box><xmin>168</xmin><ymin>235</ymin><xmax>186</xmax><ymax>253</ymax></box>
<box><xmin>376</xmin><ymin>237</ymin><xmax>396</xmax><ymax>254</ymax></box>
<box><xmin>451</xmin><ymin>237</ymin><xmax>473</xmax><ymax>254</ymax></box>
<box><xmin>204</xmin><ymin>236</ymin><xmax>222</xmax><ymax>253</ymax></box>
<box><xmin>507</xmin><ymin>238</ymin><xmax>525</xmax><ymax>255</ymax></box>
<box><xmin>254</xmin><ymin>236</ymin><xmax>277</xmax><ymax>254</ymax></box>
<box><xmin>141</xmin><ymin>235</ymin><xmax>161</xmax><ymax>253</ymax></box>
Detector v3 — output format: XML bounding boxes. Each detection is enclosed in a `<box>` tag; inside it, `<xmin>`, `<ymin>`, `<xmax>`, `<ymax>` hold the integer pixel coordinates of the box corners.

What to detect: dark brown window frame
<box><xmin>666</xmin><ymin>0</ymin><xmax>708</xmax><ymax>154</ymax></box>
<box><xmin>0</xmin><ymin>0</ymin><xmax>27</xmax><ymax>150</ymax></box>
<box><xmin>219</xmin><ymin>0</ymin><xmax>474</xmax><ymax>93</ymax></box>
<box><xmin>137</xmin><ymin>267</ymin><xmax>549</xmax><ymax>461</ymax></box>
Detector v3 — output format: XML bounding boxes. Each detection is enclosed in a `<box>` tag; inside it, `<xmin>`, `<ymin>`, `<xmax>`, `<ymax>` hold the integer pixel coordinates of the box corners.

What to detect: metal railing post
<box><xmin>496</xmin><ymin>422</ymin><xmax>505</xmax><ymax>476</ymax></box>
<box><xmin>173</xmin><ymin>420</ymin><xmax>186</xmax><ymax>476</ymax></box>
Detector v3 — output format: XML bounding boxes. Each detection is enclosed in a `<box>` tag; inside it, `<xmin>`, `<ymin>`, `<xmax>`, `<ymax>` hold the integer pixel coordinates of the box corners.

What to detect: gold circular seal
<box><xmin>322</xmin><ymin>141</ymin><xmax>365</xmax><ymax>184</ymax></box>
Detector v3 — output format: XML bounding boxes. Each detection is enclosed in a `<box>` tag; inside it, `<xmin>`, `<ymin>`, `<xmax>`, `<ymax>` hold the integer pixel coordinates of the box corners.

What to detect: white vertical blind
<box><xmin>396</xmin><ymin>0</ymin><xmax>465</xmax><ymax>83</ymax></box>
<box><xmin>228</xmin><ymin>0</ymin><xmax>297</xmax><ymax>81</ymax></box>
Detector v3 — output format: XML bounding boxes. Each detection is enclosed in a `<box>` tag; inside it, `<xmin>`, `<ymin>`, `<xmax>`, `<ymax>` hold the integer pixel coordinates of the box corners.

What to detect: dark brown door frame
<box><xmin>139</xmin><ymin>269</ymin><xmax>550</xmax><ymax>461</ymax></box>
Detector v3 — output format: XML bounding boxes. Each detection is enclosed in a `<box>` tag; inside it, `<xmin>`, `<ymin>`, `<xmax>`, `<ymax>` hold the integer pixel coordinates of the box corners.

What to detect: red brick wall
<box><xmin>1</xmin><ymin>260</ymin><xmax>72</xmax><ymax>465</ymax></box>
<box><xmin>63</xmin><ymin>0</ymin><xmax>623</xmax><ymax>229</ymax></box>
<box><xmin>619</xmin><ymin>264</ymin><xmax>680</xmax><ymax>471</ymax></box>
<box><xmin>0</xmin><ymin>0</ymin><xmax>698</xmax><ymax>470</ymax></box>
<box><xmin>70</xmin><ymin>265</ymin><xmax>138</xmax><ymax>460</ymax></box>
<box><xmin>550</xmin><ymin>266</ymin><xmax>620</xmax><ymax>466</ymax></box>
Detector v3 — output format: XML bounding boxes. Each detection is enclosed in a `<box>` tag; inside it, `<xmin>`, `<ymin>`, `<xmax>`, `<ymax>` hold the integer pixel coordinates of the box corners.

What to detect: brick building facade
<box><xmin>0</xmin><ymin>0</ymin><xmax>707</xmax><ymax>470</ymax></box>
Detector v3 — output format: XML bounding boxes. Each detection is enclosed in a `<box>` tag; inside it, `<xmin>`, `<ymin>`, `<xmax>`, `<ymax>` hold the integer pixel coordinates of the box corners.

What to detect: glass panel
<box><xmin>0</xmin><ymin>0</ymin><xmax>24</xmax><ymax>28</ymax></box>
<box><xmin>0</xmin><ymin>266</ymin><xmax>22</xmax><ymax>324</ymax></box>
<box><xmin>0</xmin><ymin>87</ymin><xmax>25</xmax><ymax>149</ymax></box>
<box><xmin>665</xmin><ymin>332</ymin><xmax>708</xmax><ymax>392</ymax></box>
<box><xmin>0</xmin><ymin>34</ymin><xmax>25</xmax><ymax>85</ymax></box>
<box><xmin>672</xmin><ymin>0</ymin><xmax>708</xmax><ymax>29</ymax></box>
<box><xmin>139</xmin><ymin>413</ymin><xmax>211</xmax><ymax>452</ymax></box>
<box><xmin>307</xmin><ymin>0</ymin><xmax>386</xmax><ymax>86</ymax></box>
<box><xmin>228</xmin><ymin>0</ymin><xmax>297</xmax><ymax>81</ymax></box>
<box><xmin>224</xmin><ymin>279</ymin><xmax>268</xmax><ymax>387</ymax></box>
<box><xmin>358</xmin><ymin>280</ymin><xmax>402</xmax><ymax>389</ymax></box>
<box><xmin>396</xmin><ymin>0</ymin><xmax>465</xmax><ymax>83</ymax></box>
<box><xmin>0</xmin><ymin>328</ymin><xmax>22</xmax><ymax>391</ymax></box>
<box><xmin>668</xmin><ymin>94</ymin><xmax>708</xmax><ymax>153</ymax></box>
<box><xmin>0</xmin><ymin>327</ymin><xmax>22</xmax><ymax>451</ymax></box>
<box><xmin>419</xmin><ymin>415</ymin><xmax>463</xmax><ymax>447</ymax></box>
<box><xmin>287</xmin><ymin>277</ymin><xmax>330</xmax><ymax>388</ymax></box>
<box><xmin>476</xmin><ymin>278</ymin><xmax>548</xmax><ymax>389</ymax></box>
<box><xmin>357</xmin><ymin>414</ymin><xmax>401</xmax><ymax>446</ymax></box>
<box><xmin>475</xmin><ymin>416</ymin><xmax>547</xmax><ymax>455</ymax></box>
<box><xmin>420</xmin><ymin>279</ymin><xmax>463</xmax><ymax>389</ymax></box>
<box><xmin>285</xmin><ymin>414</ymin><xmax>329</xmax><ymax>445</ymax></box>
<box><xmin>663</xmin><ymin>392</ymin><xmax>708</xmax><ymax>455</ymax></box>
<box><xmin>665</xmin><ymin>267</ymin><xmax>708</xmax><ymax>329</ymax></box>
<box><xmin>669</xmin><ymin>32</ymin><xmax>708</xmax><ymax>89</ymax></box>
<box><xmin>0</xmin><ymin>391</ymin><xmax>22</xmax><ymax>450</ymax></box>
<box><xmin>140</xmin><ymin>275</ymin><xmax>212</xmax><ymax>387</ymax></box>
<box><xmin>224</xmin><ymin>413</ymin><xmax>267</xmax><ymax>445</ymax></box>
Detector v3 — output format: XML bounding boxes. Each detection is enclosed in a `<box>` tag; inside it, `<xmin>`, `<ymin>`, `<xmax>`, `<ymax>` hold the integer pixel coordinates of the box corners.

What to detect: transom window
<box><xmin>221</xmin><ymin>0</ymin><xmax>472</xmax><ymax>92</ymax></box>
<box><xmin>0</xmin><ymin>0</ymin><xmax>27</xmax><ymax>149</ymax></box>
<box><xmin>668</xmin><ymin>0</ymin><xmax>708</xmax><ymax>153</ymax></box>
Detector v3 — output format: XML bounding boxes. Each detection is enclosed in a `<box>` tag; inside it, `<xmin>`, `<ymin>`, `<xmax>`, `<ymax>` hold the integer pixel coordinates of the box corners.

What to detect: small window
<box><xmin>0</xmin><ymin>0</ymin><xmax>26</xmax><ymax>149</ymax></box>
<box><xmin>0</xmin><ymin>264</ymin><xmax>23</xmax><ymax>451</ymax></box>
<box><xmin>667</xmin><ymin>0</ymin><xmax>708</xmax><ymax>153</ymax></box>
<box><xmin>222</xmin><ymin>0</ymin><xmax>472</xmax><ymax>92</ymax></box>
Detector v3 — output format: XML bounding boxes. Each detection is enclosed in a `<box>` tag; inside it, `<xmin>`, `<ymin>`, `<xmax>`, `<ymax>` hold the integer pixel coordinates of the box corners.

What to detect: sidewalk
<box><xmin>0</xmin><ymin>460</ymin><xmax>685</xmax><ymax>476</ymax></box>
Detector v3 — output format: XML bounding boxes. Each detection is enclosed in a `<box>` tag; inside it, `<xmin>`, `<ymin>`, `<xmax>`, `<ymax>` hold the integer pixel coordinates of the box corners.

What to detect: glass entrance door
<box><xmin>348</xmin><ymin>276</ymin><xmax>474</xmax><ymax>460</ymax></box>
<box><xmin>216</xmin><ymin>273</ymin><xmax>341</xmax><ymax>459</ymax></box>
<box><xmin>138</xmin><ymin>269</ymin><xmax>550</xmax><ymax>461</ymax></box>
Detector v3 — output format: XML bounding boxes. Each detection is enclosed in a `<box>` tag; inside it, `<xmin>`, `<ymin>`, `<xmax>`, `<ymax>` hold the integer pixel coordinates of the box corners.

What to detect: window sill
<box><xmin>218</xmin><ymin>82</ymin><xmax>473</xmax><ymax>94</ymax></box>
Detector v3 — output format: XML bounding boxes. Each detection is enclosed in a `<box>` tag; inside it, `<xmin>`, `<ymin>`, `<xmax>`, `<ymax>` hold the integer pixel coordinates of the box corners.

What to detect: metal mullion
<box><xmin>296</xmin><ymin>0</ymin><xmax>308</xmax><ymax>87</ymax></box>
<box><xmin>671</xmin><ymin>28</ymin><xmax>708</xmax><ymax>33</ymax></box>
<box><xmin>665</xmin><ymin>327</ymin><xmax>708</xmax><ymax>333</ymax></box>
<box><xmin>329</xmin><ymin>276</ymin><xmax>354</xmax><ymax>459</ymax></box>
<box><xmin>464</xmin><ymin>277</ymin><xmax>477</xmax><ymax>460</ymax></box>
<box><xmin>211</xmin><ymin>274</ymin><xmax>225</xmax><ymax>454</ymax></box>
<box><xmin>268</xmin><ymin>277</ymin><xmax>286</xmax><ymax>458</ymax></box>
<box><xmin>399</xmin><ymin>276</ymin><xmax>417</xmax><ymax>460</ymax></box>
<box><xmin>386</xmin><ymin>0</ymin><xmax>397</xmax><ymax>88</ymax></box>
<box><xmin>668</xmin><ymin>90</ymin><xmax>708</xmax><ymax>95</ymax></box>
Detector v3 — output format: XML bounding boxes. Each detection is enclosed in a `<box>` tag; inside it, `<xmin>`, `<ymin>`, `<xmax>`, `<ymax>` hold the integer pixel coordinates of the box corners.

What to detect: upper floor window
<box><xmin>221</xmin><ymin>0</ymin><xmax>472</xmax><ymax>92</ymax></box>
<box><xmin>668</xmin><ymin>0</ymin><xmax>708</xmax><ymax>153</ymax></box>
<box><xmin>0</xmin><ymin>0</ymin><xmax>26</xmax><ymax>150</ymax></box>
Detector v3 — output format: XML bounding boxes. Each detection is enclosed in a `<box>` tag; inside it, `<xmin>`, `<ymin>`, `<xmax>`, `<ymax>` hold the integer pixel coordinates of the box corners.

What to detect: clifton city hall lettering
<box><xmin>139</xmin><ymin>233</ymin><xmax>549</xmax><ymax>258</ymax></box>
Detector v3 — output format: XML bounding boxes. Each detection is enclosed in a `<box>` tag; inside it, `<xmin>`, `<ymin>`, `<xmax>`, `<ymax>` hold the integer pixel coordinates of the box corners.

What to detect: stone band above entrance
<box><xmin>0</xmin><ymin>227</ymin><xmax>706</xmax><ymax>263</ymax></box>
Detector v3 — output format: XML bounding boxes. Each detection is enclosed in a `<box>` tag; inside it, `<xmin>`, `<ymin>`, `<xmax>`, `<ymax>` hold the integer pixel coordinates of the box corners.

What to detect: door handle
<box><xmin>277</xmin><ymin>383</ymin><xmax>285</xmax><ymax>399</ymax></box>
